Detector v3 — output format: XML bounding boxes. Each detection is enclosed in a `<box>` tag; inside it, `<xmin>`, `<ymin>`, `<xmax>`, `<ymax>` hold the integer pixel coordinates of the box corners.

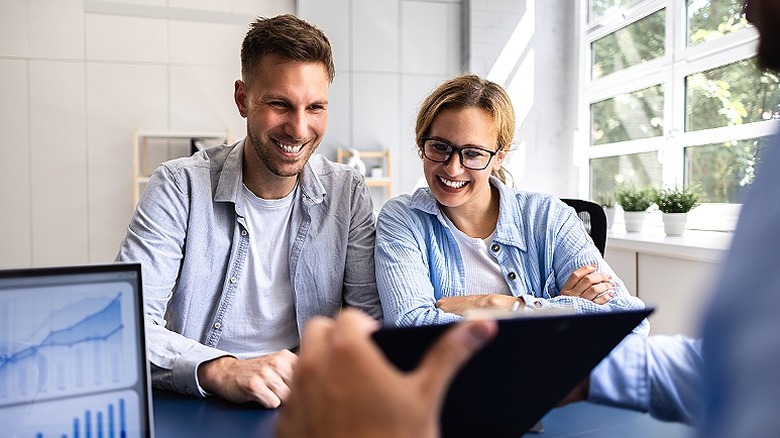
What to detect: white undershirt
<box><xmin>441</xmin><ymin>212</ymin><xmax>511</xmax><ymax>296</ymax></box>
<box><xmin>216</xmin><ymin>184</ymin><xmax>299</xmax><ymax>357</ymax></box>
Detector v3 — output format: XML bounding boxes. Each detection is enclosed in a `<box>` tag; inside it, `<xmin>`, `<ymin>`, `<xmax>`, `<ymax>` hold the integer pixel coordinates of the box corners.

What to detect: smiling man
<box><xmin>116</xmin><ymin>14</ymin><xmax>382</xmax><ymax>407</ymax></box>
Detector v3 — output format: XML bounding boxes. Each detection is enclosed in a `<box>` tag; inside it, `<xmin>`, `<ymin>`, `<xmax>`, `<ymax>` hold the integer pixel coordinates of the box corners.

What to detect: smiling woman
<box><xmin>374</xmin><ymin>74</ymin><xmax>649</xmax><ymax>334</ymax></box>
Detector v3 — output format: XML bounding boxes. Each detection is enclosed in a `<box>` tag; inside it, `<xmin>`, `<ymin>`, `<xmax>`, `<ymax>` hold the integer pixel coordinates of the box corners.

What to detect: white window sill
<box><xmin>607</xmin><ymin>226</ymin><xmax>732</xmax><ymax>263</ymax></box>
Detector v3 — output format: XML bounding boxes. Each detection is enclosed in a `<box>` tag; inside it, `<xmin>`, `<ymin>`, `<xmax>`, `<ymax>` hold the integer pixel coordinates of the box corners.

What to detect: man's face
<box><xmin>235</xmin><ymin>53</ymin><xmax>329</xmax><ymax>178</ymax></box>
<box><xmin>745</xmin><ymin>0</ymin><xmax>780</xmax><ymax>70</ymax></box>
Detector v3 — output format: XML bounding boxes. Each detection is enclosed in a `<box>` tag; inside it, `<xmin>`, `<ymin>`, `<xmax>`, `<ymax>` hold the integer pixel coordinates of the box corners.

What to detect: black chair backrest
<box><xmin>561</xmin><ymin>198</ymin><xmax>607</xmax><ymax>256</ymax></box>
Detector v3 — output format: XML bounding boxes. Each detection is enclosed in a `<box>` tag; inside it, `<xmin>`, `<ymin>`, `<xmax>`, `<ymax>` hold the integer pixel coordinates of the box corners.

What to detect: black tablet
<box><xmin>373</xmin><ymin>308</ymin><xmax>653</xmax><ymax>438</ymax></box>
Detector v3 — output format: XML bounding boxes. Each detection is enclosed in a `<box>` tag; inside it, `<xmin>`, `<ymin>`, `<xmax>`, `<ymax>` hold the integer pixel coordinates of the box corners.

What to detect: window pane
<box><xmin>687</xmin><ymin>0</ymin><xmax>749</xmax><ymax>46</ymax></box>
<box><xmin>685</xmin><ymin>137</ymin><xmax>770</xmax><ymax>202</ymax></box>
<box><xmin>590</xmin><ymin>0</ymin><xmax>641</xmax><ymax>22</ymax></box>
<box><xmin>591</xmin><ymin>84</ymin><xmax>664</xmax><ymax>145</ymax></box>
<box><xmin>686</xmin><ymin>58</ymin><xmax>780</xmax><ymax>131</ymax></box>
<box><xmin>590</xmin><ymin>152</ymin><xmax>662</xmax><ymax>204</ymax></box>
<box><xmin>591</xmin><ymin>9</ymin><xmax>665</xmax><ymax>80</ymax></box>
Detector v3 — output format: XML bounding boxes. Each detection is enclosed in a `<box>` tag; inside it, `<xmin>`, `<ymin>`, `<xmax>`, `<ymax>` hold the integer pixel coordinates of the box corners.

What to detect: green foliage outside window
<box><xmin>591</xmin><ymin>9</ymin><xmax>665</xmax><ymax>80</ymax></box>
<box><xmin>591</xmin><ymin>84</ymin><xmax>665</xmax><ymax>145</ymax></box>
<box><xmin>688</xmin><ymin>0</ymin><xmax>749</xmax><ymax>46</ymax></box>
<box><xmin>589</xmin><ymin>0</ymin><xmax>780</xmax><ymax>206</ymax></box>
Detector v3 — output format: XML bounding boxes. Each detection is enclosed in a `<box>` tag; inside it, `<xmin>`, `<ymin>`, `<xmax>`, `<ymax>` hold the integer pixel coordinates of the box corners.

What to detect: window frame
<box><xmin>577</xmin><ymin>0</ymin><xmax>776</xmax><ymax>231</ymax></box>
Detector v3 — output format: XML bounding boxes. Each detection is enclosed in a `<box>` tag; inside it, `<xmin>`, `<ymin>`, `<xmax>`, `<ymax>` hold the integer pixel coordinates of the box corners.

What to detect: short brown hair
<box><xmin>416</xmin><ymin>74</ymin><xmax>516</xmax><ymax>183</ymax></box>
<box><xmin>241</xmin><ymin>14</ymin><xmax>335</xmax><ymax>82</ymax></box>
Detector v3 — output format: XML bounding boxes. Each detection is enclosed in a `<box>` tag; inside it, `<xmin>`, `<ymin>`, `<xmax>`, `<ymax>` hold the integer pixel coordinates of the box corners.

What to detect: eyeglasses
<box><xmin>421</xmin><ymin>137</ymin><xmax>498</xmax><ymax>171</ymax></box>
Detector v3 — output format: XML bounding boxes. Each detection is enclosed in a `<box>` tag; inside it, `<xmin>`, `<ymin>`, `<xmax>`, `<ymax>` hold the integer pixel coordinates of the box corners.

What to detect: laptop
<box><xmin>373</xmin><ymin>307</ymin><xmax>653</xmax><ymax>438</ymax></box>
<box><xmin>0</xmin><ymin>263</ymin><xmax>154</xmax><ymax>438</ymax></box>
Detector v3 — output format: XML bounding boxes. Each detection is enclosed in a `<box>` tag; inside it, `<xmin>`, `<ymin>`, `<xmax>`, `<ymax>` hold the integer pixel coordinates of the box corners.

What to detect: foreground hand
<box><xmin>197</xmin><ymin>350</ymin><xmax>297</xmax><ymax>407</ymax></box>
<box><xmin>435</xmin><ymin>294</ymin><xmax>519</xmax><ymax>316</ymax></box>
<box><xmin>276</xmin><ymin>309</ymin><xmax>498</xmax><ymax>438</ymax></box>
<box><xmin>560</xmin><ymin>265</ymin><xmax>615</xmax><ymax>304</ymax></box>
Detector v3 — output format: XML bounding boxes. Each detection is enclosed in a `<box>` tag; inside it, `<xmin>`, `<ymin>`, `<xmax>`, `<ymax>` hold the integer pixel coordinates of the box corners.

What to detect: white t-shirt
<box><xmin>441</xmin><ymin>212</ymin><xmax>511</xmax><ymax>296</ymax></box>
<box><xmin>216</xmin><ymin>184</ymin><xmax>300</xmax><ymax>357</ymax></box>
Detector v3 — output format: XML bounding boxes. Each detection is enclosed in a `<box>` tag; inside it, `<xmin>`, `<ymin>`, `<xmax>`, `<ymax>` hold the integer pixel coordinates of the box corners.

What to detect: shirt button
<box><xmin>533</xmin><ymin>300</ymin><xmax>542</xmax><ymax>308</ymax></box>
<box><xmin>507</xmin><ymin>272</ymin><xmax>517</xmax><ymax>280</ymax></box>
<box><xmin>214</xmin><ymin>322</ymin><xmax>222</xmax><ymax>329</ymax></box>
<box><xmin>491</xmin><ymin>243</ymin><xmax>500</xmax><ymax>252</ymax></box>
<box><xmin>230</xmin><ymin>277</ymin><xmax>237</xmax><ymax>283</ymax></box>
<box><xmin>185</xmin><ymin>387</ymin><xmax>193</xmax><ymax>394</ymax></box>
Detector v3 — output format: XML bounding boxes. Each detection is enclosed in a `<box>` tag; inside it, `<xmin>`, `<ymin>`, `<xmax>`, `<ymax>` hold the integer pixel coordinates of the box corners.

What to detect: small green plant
<box><xmin>653</xmin><ymin>186</ymin><xmax>701</xmax><ymax>213</ymax></box>
<box><xmin>595</xmin><ymin>195</ymin><xmax>615</xmax><ymax>208</ymax></box>
<box><xmin>615</xmin><ymin>186</ymin><xmax>653</xmax><ymax>212</ymax></box>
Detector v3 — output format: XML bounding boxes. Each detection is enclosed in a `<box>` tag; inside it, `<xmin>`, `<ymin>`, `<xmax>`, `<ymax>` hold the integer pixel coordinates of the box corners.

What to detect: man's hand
<box><xmin>276</xmin><ymin>309</ymin><xmax>498</xmax><ymax>438</ymax></box>
<box><xmin>435</xmin><ymin>294</ymin><xmax>519</xmax><ymax>316</ymax></box>
<box><xmin>560</xmin><ymin>264</ymin><xmax>615</xmax><ymax>304</ymax></box>
<box><xmin>197</xmin><ymin>350</ymin><xmax>297</xmax><ymax>407</ymax></box>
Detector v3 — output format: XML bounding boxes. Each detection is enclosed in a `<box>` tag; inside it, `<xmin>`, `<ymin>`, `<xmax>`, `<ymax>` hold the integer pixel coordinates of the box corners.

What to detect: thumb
<box><xmin>413</xmin><ymin>320</ymin><xmax>498</xmax><ymax>402</ymax></box>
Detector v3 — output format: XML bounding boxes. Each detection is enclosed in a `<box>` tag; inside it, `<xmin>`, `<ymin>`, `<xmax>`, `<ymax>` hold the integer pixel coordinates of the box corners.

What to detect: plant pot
<box><xmin>623</xmin><ymin>211</ymin><xmax>646</xmax><ymax>233</ymax></box>
<box><xmin>603</xmin><ymin>207</ymin><xmax>616</xmax><ymax>230</ymax></box>
<box><xmin>662</xmin><ymin>212</ymin><xmax>688</xmax><ymax>236</ymax></box>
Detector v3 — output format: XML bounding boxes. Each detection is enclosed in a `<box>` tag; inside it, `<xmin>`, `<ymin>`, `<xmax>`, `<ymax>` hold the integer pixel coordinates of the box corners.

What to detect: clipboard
<box><xmin>373</xmin><ymin>308</ymin><xmax>653</xmax><ymax>438</ymax></box>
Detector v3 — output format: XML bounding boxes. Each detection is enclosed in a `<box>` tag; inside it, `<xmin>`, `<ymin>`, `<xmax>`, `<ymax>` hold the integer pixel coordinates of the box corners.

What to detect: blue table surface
<box><xmin>152</xmin><ymin>389</ymin><xmax>695</xmax><ymax>438</ymax></box>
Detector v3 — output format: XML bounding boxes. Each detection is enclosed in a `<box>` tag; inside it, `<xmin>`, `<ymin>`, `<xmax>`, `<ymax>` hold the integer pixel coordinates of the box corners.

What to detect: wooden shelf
<box><xmin>133</xmin><ymin>129</ymin><xmax>231</xmax><ymax>204</ymax></box>
<box><xmin>336</xmin><ymin>148</ymin><xmax>392</xmax><ymax>200</ymax></box>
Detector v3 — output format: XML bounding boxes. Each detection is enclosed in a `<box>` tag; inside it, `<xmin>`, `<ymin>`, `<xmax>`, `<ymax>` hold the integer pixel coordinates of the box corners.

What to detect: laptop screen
<box><xmin>0</xmin><ymin>263</ymin><xmax>153</xmax><ymax>438</ymax></box>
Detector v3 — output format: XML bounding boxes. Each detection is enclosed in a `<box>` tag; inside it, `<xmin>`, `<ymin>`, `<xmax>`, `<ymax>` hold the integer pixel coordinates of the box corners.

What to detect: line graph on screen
<box><xmin>0</xmin><ymin>283</ymin><xmax>139</xmax><ymax>407</ymax></box>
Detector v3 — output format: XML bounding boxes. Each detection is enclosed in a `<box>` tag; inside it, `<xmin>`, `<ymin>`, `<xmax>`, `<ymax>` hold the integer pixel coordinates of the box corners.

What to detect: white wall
<box><xmin>0</xmin><ymin>0</ymin><xmax>576</xmax><ymax>269</ymax></box>
<box><xmin>0</xmin><ymin>0</ymin><xmax>293</xmax><ymax>268</ymax></box>
<box><xmin>468</xmin><ymin>0</ymin><xmax>579</xmax><ymax>197</ymax></box>
<box><xmin>299</xmin><ymin>0</ymin><xmax>464</xmax><ymax>200</ymax></box>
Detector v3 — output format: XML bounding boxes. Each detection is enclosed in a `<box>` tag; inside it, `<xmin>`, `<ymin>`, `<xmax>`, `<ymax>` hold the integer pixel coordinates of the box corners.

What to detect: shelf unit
<box><xmin>336</xmin><ymin>148</ymin><xmax>392</xmax><ymax>200</ymax></box>
<box><xmin>133</xmin><ymin>129</ymin><xmax>231</xmax><ymax>203</ymax></box>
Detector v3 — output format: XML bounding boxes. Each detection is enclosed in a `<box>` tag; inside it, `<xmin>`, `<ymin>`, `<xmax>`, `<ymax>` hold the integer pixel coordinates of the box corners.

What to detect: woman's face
<box><xmin>422</xmin><ymin>107</ymin><xmax>505</xmax><ymax>212</ymax></box>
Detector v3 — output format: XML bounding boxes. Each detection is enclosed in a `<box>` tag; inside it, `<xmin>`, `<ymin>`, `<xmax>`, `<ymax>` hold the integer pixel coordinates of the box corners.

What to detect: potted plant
<box><xmin>653</xmin><ymin>185</ymin><xmax>701</xmax><ymax>236</ymax></box>
<box><xmin>615</xmin><ymin>186</ymin><xmax>653</xmax><ymax>232</ymax></box>
<box><xmin>595</xmin><ymin>195</ymin><xmax>616</xmax><ymax>230</ymax></box>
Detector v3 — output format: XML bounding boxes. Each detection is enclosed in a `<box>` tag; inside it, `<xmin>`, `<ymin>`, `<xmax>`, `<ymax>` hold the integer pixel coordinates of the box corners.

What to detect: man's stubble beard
<box><xmin>246</xmin><ymin>128</ymin><xmax>318</xmax><ymax>178</ymax></box>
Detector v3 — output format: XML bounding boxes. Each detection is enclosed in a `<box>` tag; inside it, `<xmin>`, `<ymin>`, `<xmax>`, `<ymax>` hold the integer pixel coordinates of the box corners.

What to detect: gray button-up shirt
<box><xmin>117</xmin><ymin>140</ymin><xmax>382</xmax><ymax>396</ymax></box>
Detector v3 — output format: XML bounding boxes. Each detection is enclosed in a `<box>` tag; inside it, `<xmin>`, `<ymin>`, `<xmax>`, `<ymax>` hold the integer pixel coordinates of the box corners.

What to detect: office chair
<box><xmin>561</xmin><ymin>198</ymin><xmax>607</xmax><ymax>256</ymax></box>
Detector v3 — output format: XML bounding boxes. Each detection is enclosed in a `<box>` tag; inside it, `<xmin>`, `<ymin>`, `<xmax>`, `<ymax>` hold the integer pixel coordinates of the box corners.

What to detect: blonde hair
<box><xmin>415</xmin><ymin>74</ymin><xmax>515</xmax><ymax>183</ymax></box>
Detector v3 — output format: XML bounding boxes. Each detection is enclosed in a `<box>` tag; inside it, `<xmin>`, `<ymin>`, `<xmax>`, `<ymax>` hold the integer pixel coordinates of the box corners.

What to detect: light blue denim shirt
<box><xmin>116</xmin><ymin>140</ymin><xmax>382</xmax><ymax>397</ymax></box>
<box><xmin>589</xmin><ymin>334</ymin><xmax>704</xmax><ymax>424</ymax></box>
<box><xmin>375</xmin><ymin>177</ymin><xmax>648</xmax><ymax>332</ymax></box>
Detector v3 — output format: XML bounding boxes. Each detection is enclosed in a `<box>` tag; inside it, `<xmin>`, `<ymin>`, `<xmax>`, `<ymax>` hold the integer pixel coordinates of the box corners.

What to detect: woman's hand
<box><xmin>560</xmin><ymin>265</ymin><xmax>615</xmax><ymax>304</ymax></box>
<box><xmin>435</xmin><ymin>294</ymin><xmax>520</xmax><ymax>316</ymax></box>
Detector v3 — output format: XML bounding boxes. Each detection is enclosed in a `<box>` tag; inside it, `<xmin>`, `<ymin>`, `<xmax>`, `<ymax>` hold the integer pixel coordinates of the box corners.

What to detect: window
<box><xmin>579</xmin><ymin>0</ymin><xmax>779</xmax><ymax>230</ymax></box>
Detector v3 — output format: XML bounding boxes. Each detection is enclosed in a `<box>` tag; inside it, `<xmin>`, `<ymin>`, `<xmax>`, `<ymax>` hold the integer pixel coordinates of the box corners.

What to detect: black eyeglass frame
<box><xmin>420</xmin><ymin>137</ymin><xmax>499</xmax><ymax>171</ymax></box>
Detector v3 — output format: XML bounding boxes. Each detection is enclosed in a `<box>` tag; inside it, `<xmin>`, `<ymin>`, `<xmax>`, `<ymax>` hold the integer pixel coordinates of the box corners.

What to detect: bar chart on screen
<box><xmin>2</xmin><ymin>390</ymin><xmax>142</xmax><ymax>438</ymax></box>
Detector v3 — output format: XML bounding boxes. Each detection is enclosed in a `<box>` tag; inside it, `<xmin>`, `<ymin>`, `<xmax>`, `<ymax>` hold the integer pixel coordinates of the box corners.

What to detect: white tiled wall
<box><xmin>0</xmin><ymin>0</ymin><xmax>29</xmax><ymax>57</ymax></box>
<box><xmin>300</xmin><ymin>0</ymin><xmax>464</xmax><ymax>204</ymax></box>
<box><xmin>0</xmin><ymin>0</ymin><xmax>293</xmax><ymax>268</ymax></box>
<box><xmin>29</xmin><ymin>61</ymin><xmax>88</xmax><ymax>266</ymax></box>
<box><xmin>85</xmin><ymin>63</ymin><xmax>169</xmax><ymax>262</ymax></box>
<box><xmin>0</xmin><ymin>59</ymin><xmax>32</xmax><ymax>267</ymax></box>
<box><xmin>1</xmin><ymin>0</ymin><xmax>575</xmax><ymax>268</ymax></box>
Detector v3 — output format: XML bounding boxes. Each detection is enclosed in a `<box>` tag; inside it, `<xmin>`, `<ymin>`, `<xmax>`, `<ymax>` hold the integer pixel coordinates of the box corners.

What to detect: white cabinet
<box><xmin>133</xmin><ymin>129</ymin><xmax>231</xmax><ymax>203</ymax></box>
<box><xmin>605</xmin><ymin>229</ymin><xmax>730</xmax><ymax>336</ymax></box>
